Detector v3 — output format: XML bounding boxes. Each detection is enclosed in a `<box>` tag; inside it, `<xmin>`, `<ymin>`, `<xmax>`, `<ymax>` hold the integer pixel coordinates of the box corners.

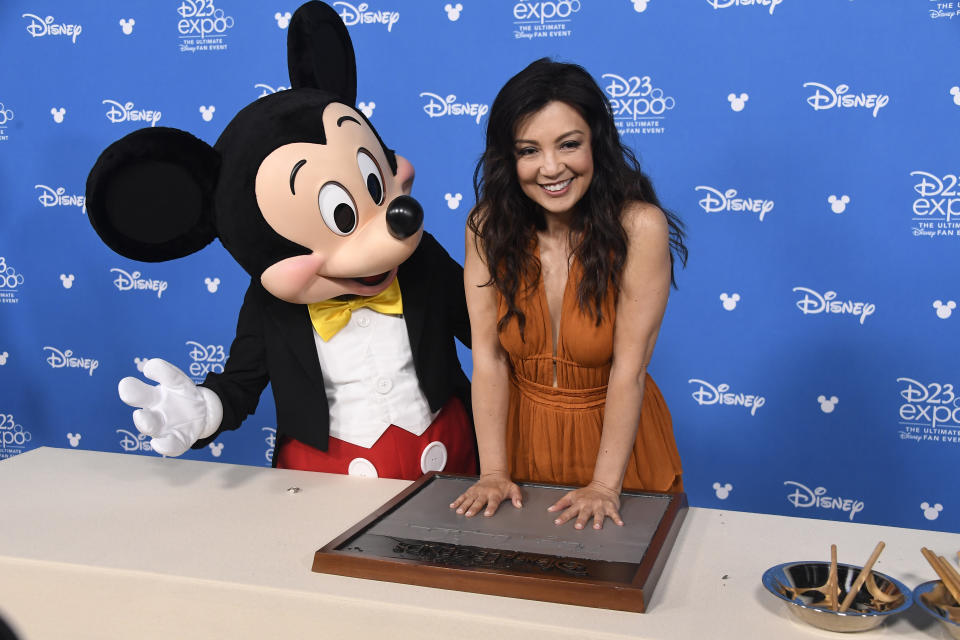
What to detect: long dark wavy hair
<box><xmin>468</xmin><ymin>58</ymin><xmax>688</xmax><ymax>336</ymax></box>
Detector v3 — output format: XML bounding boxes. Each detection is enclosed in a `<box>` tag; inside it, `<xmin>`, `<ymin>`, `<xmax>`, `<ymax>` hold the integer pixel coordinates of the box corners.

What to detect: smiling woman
<box><xmin>453</xmin><ymin>58</ymin><xmax>688</xmax><ymax>531</ymax></box>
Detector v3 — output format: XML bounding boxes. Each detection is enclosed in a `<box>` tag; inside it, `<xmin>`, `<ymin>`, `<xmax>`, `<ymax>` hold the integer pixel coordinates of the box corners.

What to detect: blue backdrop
<box><xmin>1</xmin><ymin>0</ymin><xmax>957</xmax><ymax>533</ymax></box>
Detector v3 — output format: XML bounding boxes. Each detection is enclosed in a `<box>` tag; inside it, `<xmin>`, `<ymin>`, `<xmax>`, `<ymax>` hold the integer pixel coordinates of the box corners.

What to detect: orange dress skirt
<box><xmin>497</xmin><ymin>255</ymin><xmax>683</xmax><ymax>492</ymax></box>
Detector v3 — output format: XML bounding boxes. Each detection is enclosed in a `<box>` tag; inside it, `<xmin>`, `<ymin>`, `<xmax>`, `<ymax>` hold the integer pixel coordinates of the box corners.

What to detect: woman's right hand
<box><xmin>449</xmin><ymin>472</ymin><xmax>523</xmax><ymax>517</ymax></box>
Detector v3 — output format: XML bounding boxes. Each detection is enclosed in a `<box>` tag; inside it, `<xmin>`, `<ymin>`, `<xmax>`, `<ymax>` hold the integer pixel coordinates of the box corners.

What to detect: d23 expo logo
<box><xmin>0</xmin><ymin>257</ymin><xmax>24</xmax><ymax>303</ymax></box>
<box><xmin>512</xmin><ymin>0</ymin><xmax>580</xmax><ymax>39</ymax></box>
<box><xmin>176</xmin><ymin>0</ymin><xmax>234</xmax><ymax>52</ymax></box>
<box><xmin>602</xmin><ymin>74</ymin><xmax>674</xmax><ymax>136</ymax></box>
<box><xmin>910</xmin><ymin>171</ymin><xmax>960</xmax><ymax>238</ymax></box>
<box><xmin>897</xmin><ymin>377</ymin><xmax>960</xmax><ymax>445</ymax></box>
<box><xmin>186</xmin><ymin>341</ymin><xmax>226</xmax><ymax>383</ymax></box>
<box><xmin>0</xmin><ymin>413</ymin><xmax>32</xmax><ymax>458</ymax></box>
<box><xmin>263</xmin><ymin>426</ymin><xmax>276</xmax><ymax>464</ymax></box>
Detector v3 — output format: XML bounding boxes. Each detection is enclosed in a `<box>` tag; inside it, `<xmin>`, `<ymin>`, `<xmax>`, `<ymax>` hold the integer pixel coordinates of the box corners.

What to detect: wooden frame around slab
<box><xmin>312</xmin><ymin>473</ymin><xmax>687</xmax><ymax>613</ymax></box>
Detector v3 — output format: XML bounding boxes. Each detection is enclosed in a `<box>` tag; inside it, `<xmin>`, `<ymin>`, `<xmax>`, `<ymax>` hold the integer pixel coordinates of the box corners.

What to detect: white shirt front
<box><xmin>312</xmin><ymin>307</ymin><xmax>437</xmax><ymax>448</ymax></box>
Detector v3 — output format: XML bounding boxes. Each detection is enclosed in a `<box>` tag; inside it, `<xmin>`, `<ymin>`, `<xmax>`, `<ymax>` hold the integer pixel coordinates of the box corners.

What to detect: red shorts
<box><xmin>275</xmin><ymin>397</ymin><xmax>477</xmax><ymax>480</ymax></box>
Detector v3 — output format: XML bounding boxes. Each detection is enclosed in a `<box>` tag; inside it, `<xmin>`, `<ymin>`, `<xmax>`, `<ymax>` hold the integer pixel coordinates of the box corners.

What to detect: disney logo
<box><xmin>705</xmin><ymin>0</ymin><xmax>783</xmax><ymax>15</ymax></box>
<box><xmin>803</xmin><ymin>82</ymin><xmax>889</xmax><ymax>118</ymax></box>
<box><xmin>333</xmin><ymin>2</ymin><xmax>400</xmax><ymax>31</ymax></box>
<box><xmin>419</xmin><ymin>93</ymin><xmax>489</xmax><ymax>124</ymax></box>
<box><xmin>22</xmin><ymin>13</ymin><xmax>82</xmax><ymax>43</ymax></box>
<box><xmin>43</xmin><ymin>346</ymin><xmax>99</xmax><ymax>376</ymax></box>
<box><xmin>116</xmin><ymin>428</ymin><xmax>153</xmax><ymax>453</ymax></box>
<box><xmin>0</xmin><ymin>103</ymin><xmax>14</xmax><ymax>127</ymax></box>
<box><xmin>513</xmin><ymin>1</ymin><xmax>581</xmax><ymax>23</ymax></box>
<box><xmin>110</xmin><ymin>268</ymin><xmax>168</xmax><ymax>298</ymax></box>
<box><xmin>695</xmin><ymin>186</ymin><xmax>774</xmax><ymax>221</ymax></box>
<box><xmin>255</xmin><ymin>83</ymin><xmax>288</xmax><ymax>97</ymax></box>
<box><xmin>792</xmin><ymin>287</ymin><xmax>875</xmax><ymax>324</ymax></box>
<box><xmin>687</xmin><ymin>379</ymin><xmax>765</xmax><ymax>415</ymax></box>
<box><xmin>103</xmin><ymin>100</ymin><xmax>161</xmax><ymax>127</ymax></box>
<box><xmin>784</xmin><ymin>481</ymin><xmax>864</xmax><ymax>521</ymax></box>
<box><xmin>34</xmin><ymin>185</ymin><xmax>86</xmax><ymax>211</ymax></box>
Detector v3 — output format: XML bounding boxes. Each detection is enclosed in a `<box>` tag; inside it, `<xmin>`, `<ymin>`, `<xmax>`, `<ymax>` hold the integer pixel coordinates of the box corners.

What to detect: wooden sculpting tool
<box><xmin>838</xmin><ymin>541</ymin><xmax>885</xmax><ymax>613</ymax></box>
<box><xmin>826</xmin><ymin>544</ymin><xmax>839</xmax><ymax>611</ymax></box>
<box><xmin>922</xmin><ymin>547</ymin><xmax>960</xmax><ymax>606</ymax></box>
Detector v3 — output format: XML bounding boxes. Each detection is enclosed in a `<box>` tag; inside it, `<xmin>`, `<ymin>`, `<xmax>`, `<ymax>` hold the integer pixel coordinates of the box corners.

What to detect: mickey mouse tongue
<box><xmin>354</xmin><ymin>271</ymin><xmax>390</xmax><ymax>286</ymax></box>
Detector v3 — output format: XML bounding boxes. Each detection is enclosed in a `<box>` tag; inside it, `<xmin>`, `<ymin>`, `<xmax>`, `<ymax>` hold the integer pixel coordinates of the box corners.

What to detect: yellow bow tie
<box><xmin>307</xmin><ymin>277</ymin><xmax>403</xmax><ymax>341</ymax></box>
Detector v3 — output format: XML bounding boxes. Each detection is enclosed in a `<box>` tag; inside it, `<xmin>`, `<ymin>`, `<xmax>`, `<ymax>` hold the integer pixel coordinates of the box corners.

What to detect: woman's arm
<box><xmin>449</xmin><ymin>220</ymin><xmax>522</xmax><ymax>517</ymax></box>
<box><xmin>549</xmin><ymin>202</ymin><xmax>672</xmax><ymax>529</ymax></box>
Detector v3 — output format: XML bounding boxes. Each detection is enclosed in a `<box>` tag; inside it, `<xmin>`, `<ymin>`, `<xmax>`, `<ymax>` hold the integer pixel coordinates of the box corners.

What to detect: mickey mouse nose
<box><xmin>386</xmin><ymin>194</ymin><xmax>423</xmax><ymax>240</ymax></box>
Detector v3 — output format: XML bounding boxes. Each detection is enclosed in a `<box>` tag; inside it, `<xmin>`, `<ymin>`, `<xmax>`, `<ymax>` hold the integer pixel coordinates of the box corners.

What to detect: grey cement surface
<box><xmin>367</xmin><ymin>476</ymin><xmax>670</xmax><ymax>564</ymax></box>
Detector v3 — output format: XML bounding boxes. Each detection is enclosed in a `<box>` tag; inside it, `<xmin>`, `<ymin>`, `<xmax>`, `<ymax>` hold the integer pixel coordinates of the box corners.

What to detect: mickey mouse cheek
<box><xmin>260</xmin><ymin>253</ymin><xmax>331</xmax><ymax>303</ymax></box>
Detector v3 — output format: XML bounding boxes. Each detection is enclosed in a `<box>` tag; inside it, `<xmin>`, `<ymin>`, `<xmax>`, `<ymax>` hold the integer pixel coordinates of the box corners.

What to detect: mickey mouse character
<box><xmin>85</xmin><ymin>1</ymin><xmax>477</xmax><ymax>480</ymax></box>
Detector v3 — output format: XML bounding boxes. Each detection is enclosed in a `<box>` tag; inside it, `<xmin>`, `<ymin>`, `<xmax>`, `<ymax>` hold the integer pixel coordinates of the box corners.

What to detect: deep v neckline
<box><xmin>535</xmin><ymin>242</ymin><xmax>574</xmax><ymax>362</ymax></box>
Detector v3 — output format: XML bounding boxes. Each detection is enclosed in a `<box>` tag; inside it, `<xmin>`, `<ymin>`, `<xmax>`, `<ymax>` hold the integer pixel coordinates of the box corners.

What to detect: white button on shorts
<box><xmin>347</xmin><ymin>457</ymin><xmax>378</xmax><ymax>478</ymax></box>
<box><xmin>420</xmin><ymin>441</ymin><xmax>448</xmax><ymax>473</ymax></box>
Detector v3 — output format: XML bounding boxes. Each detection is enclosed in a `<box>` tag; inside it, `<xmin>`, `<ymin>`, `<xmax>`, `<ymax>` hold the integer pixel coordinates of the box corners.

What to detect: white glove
<box><xmin>118</xmin><ymin>358</ymin><xmax>223</xmax><ymax>457</ymax></box>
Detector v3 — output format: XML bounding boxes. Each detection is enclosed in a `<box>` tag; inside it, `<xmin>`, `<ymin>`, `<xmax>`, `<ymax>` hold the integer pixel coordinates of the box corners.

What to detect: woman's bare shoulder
<box><xmin>621</xmin><ymin>201</ymin><xmax>668</xmax><ymax>241</ymax></box>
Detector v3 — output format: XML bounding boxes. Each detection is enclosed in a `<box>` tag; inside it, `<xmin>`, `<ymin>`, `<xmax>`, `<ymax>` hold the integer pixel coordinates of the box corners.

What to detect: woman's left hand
<box><xmin>547</xmin><ymin>481</ymin><xmax>623</xmax><ymax>530</ymax></box>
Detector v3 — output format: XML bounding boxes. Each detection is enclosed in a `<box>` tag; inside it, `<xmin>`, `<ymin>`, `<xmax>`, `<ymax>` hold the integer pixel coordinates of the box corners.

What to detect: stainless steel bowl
<box><xmin>914</xmin><ymin>580</ymin><xmax>960</xmax><ymax>640</ymax></box>
<box><xmin>761</xmin><ymin>561</ymin><xmax>912</xmax><ymax>632</ymax></box>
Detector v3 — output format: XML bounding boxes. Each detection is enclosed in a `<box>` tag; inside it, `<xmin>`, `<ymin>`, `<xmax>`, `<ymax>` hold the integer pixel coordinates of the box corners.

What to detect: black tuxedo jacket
<box><xmin>196</xmin><ymin>233</ymin><xmax>471</xmax><ymax>464</ymax></box>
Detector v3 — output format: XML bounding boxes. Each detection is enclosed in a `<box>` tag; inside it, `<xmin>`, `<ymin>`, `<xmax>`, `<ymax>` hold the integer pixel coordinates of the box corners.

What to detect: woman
<box><xmin>450</xmin><ymin>58</ymin><xmax>687</xmax><ymax>530</ymax></box>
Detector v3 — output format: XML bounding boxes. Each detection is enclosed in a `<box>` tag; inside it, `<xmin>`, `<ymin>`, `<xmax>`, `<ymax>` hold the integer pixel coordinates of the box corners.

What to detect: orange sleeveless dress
<box><xmin>497</xmin><ymin>252</ymin><xmax>683</xmax><ymax>492</ymax></box>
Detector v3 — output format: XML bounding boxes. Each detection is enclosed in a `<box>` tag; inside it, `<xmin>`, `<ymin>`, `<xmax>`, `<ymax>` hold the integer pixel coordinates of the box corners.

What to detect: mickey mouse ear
<box><xmin>86</xmin><ymin>127</ymin><xmax>219</xmax><ymax>262</ymax></box>
<box><xmin>287</xmin><ymin>1</ymin><xmax>357</xmax><ymax>104</ymax></box>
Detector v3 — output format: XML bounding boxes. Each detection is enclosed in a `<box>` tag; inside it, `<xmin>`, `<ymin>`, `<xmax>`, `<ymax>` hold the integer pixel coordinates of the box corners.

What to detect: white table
<box><xmin>0</xmin><ymin>447</ymin><xmax>956</xmax><ymax>639</ymax></box>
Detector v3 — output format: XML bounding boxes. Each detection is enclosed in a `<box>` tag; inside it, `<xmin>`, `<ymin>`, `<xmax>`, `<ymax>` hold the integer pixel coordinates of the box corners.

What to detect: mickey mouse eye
<box><xmin>317</xmin><ymin>182</ymin><xmax>357</xmax><ymax>235</ymax></box>
<box><xmin>357</xmin><ymin>148</ymin><xmax>384</xmax><ymax>205</ymax></box>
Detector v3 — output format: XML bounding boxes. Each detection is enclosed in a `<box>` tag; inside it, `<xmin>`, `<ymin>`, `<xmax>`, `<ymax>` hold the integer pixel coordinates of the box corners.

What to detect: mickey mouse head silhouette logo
<box><xmin>828</xmin><ymin>194</ymin><xmax>850</xmax><ymax>214</ymax></box>
<box><xmin>933</xmin><ymin>299</ymin><xmax>956</xmax><ymax>319</ymax></box>
<box><xmin>204</xmin><ymin>276</ymin><xmax>221</xmax><ymax>293</ymax></box>
<box><xmin>67</xmin><ymin>432</ymin><xmax>82</xmax><ymax>447</ymax></box>
<box><xmin>920</xmin><ymin>501</ymin><xmax>943</xmax><ymax>521</ymax></box>
<box><xmin>275</xmin><ymin>11</ymin><xmax>292</xmax><ymax>28</ymax></box>
<box><xmin>358</xmin><ymin>101</ymin><xmax>375</xmax><ymax>117</ymax></box>
<box><xmin>50</xmin><ymin>107</ymin><xmax>66</xmax><ymax>123</ymax></box>
<box><xmin>134</xmin><ymin>357</ymin><xmax>148</xmax><ymax>371</ymax></box>
<box><xmin>119</xmin><ymin>18</ymin><xmax>135</xmax><ymax>35</ymax></box>
<box><xmin>719</xmin><ymin>292</ymin><xmax>740</xmax><ymax>311</ymax></box>
<box><xmin>444</xmin><ymin>193</ymin><xmax>463</xmax><ymax>210</ymax></box>
<box><xmin>199</xmin><ymin>105</ymin><xmax>216</xmax><ymax>122</ymax></box>
<box><xmin>0</xmin><ymin>352</ymin><xmax>8</xmax><ymax>365</ymax></box>
<box><xmin>817</xmin><ymin>395</ymin><xmax>839</xmax><ymax>413</ymax></box>
<box><xmin>209</xmin><ymin>442</ymin><xmax>224</xmax><ymax>457</ymax></box>
<box><xmin>727</xmin><ymin>93</ymin><xmax>748</xmax><ymax>112</ymax></box>
<box><xmin>632</xmin><ymin>0</ymin><xmax>650</xmax><ymax>12</ymax></box>
<box><xmin>950</xmin><ymin>87</ymin><xmax>960</xmax><ymax>107</ymax></box>
<box><xmin>59</xmin><ymin>273</ymin><xmax>75</xmax><ymax>289</ymax></box>
<box><xmin>444</xmin><ymin>3</ymin><xmax>463</xmax><ymax>20</ymax></box>
<box><xmin>712</xmin><ymin>482</ymin><xmax>732</xmax><ymax>499</ymax></box>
